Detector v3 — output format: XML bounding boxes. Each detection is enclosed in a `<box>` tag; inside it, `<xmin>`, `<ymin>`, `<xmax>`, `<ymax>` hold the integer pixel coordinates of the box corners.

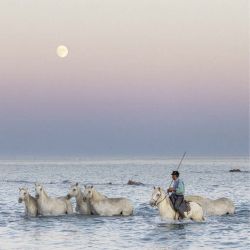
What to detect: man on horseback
<box><xmin>167</xmin><ymin>170</ymin><xmax>186</xmax><ymax>219</ymax></box>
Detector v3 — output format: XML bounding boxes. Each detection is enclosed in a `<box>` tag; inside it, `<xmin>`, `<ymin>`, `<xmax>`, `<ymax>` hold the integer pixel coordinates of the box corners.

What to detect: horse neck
<box><xmin>92</xmin><ymin>190</ymin><xmax>104</xmax><ymax>201</ymax></box>
<box><xmin>39</xmin><ymin>189</ymin><xmax>49</xmax><ymax>201</ymax></box>
<box><xmin>158</xmin><ymin>195</ymin><xmax>175</xmax><ymax>217</ymax></box>
<box><xmin>24</xmin><ymin>195</ymin><xmax>31</xmax><ymax>205</ymax></box>
<box><xmin>76</xmin><ymin>190</ymin><xmax>84</xmax><ymax>203</ymax></box>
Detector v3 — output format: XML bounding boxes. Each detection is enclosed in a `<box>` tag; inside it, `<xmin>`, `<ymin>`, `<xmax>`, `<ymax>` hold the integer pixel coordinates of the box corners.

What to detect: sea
<box><xmin>0</xmin><ymin>157</ymin><xmax>249</xmax><ymax>250</ymax></box>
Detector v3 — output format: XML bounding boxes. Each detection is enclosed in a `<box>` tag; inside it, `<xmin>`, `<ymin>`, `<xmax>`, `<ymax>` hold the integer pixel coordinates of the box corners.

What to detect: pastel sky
<box><xmin>0</xmin><ymin>0</ymin><xmax>249</xmax><ymax>157</ymax></box>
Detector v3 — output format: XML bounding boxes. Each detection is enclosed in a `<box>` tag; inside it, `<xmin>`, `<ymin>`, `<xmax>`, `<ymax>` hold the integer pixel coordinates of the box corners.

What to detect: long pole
<box><xmin>168</xmin><ymin>152</ymin><xmax>186</xmax><ymax>190</ymax></box>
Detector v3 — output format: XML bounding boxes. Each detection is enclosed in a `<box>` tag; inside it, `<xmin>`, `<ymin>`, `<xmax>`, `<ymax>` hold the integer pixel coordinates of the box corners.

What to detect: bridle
<box><xmin>151</xmin><ymin>194</ymin><xmax>167</xmax><ymax>207</ymax></box>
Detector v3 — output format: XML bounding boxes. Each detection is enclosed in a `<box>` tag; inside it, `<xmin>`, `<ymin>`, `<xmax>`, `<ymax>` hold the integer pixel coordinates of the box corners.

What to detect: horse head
<box><xmin>35</xmin><ymin>183</ymin><xmax>44</xmax><ymax>198</ymax></box>
<box><xmin>82</xmin><ymin>185</ymin><xmax>94</xmax><ymax>200</ymax></box>
<box><xmin>67</xmin><ymin>182</ymin><xmax>81</xmax><ymax>199</ymax></box>
<box><xmin>18</xmin><ymin>187</ymin><xmax>29</xmax><ymax>203</ymax></box>
<box><xmin>150</xmin><ymin>186</ymin><xmax>166</xmax><ymax>207</ymax></box>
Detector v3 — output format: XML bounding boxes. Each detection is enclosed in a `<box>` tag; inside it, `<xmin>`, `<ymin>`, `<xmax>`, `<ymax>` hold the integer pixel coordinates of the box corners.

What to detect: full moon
<box><xmin>56</xmin><ymin>45</ymin><xmax>68</xmax><ymax>58</ymax></box>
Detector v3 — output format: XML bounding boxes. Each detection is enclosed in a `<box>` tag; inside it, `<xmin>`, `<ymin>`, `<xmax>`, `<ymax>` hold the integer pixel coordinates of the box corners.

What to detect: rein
<box><xmin>153</xmin><ymin>195</ymin><xmax>167</xmax><ymax>207</ymax></box>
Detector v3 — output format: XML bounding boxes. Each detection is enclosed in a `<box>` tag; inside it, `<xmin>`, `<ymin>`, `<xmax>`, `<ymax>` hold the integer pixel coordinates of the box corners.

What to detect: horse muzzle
<box><xmin>149</xmin><ymin>200</ymin><xmax>156</xmax><ymax>207</ymax></box>
<box><xmin>66</xmin><ymin>194</ymin><xmax>71</xmax><ymax>199</ymax></box>
<box><xmin>18</xmin><ymin>198</ymin><xmax>23</xmax><ymax>203</ymax></box>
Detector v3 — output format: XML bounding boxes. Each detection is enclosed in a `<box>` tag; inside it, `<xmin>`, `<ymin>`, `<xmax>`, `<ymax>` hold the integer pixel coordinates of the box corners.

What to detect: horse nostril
<box><xmin>67</xmin><ymin>194</ymin><xmax>71</xmax><ymax>199</ymax></box>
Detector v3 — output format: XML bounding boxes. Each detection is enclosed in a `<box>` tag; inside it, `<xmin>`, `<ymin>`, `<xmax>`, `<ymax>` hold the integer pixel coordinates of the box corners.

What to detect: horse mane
<box><xmin>159</xmin><ymin>188</ymin><xmax>170</xmax><ymax>204</ymax></box>
<box><xmin>40</xmin><ymin>187</ymin><xmax>49</xmax><ymax>199</ymax></box>
<box><xmin>92</xmin><ymin>188</ymin><xmax>105</xmax><ymax>201</ymax></box>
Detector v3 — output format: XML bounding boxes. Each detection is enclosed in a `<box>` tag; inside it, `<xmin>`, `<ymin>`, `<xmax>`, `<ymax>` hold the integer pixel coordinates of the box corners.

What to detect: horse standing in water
<box><xmin>35</xmin><ymin>183</ymin><xmax>73</xmax><ymax>216</ymax></box>
<box><xmin>66</xmin><ymin>183</ymin><xmax>106</xmax><ymax>214</ymax></box>
<box><xmin>185</xmin><ymin>195</ymin><xmax>235</xmax><ymax>216</ymax></box>
<box><xmin>150</xmin><ymin>187</ymin><xmax>204</xmax><ymax>222</ymax></box>
<box><xmin>83</xmin><ymin>186</ymin><xmax>133</xmax><ymax>216</ymax></box>
<box><xmin>18</xmin><ymin>187</ymin><xmax>38</xmax><ymax>217</ymax></box>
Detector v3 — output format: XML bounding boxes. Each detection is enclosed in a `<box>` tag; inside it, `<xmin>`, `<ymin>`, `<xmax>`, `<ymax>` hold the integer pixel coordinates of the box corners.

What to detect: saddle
<box><xmin>183</xmin><ymin>200</ymin><xmax>191</xmax><ymax>213</ymax></box>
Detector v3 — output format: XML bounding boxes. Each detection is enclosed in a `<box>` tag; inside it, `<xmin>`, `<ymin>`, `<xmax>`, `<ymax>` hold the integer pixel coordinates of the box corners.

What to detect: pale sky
<box><xmin>0</xmin><ymin>0</ymin><xmax>249</xmax><ymax>157</ymax></box>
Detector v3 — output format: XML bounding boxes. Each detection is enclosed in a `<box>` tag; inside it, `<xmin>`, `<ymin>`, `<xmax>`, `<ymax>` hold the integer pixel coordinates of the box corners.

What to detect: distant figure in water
<box><xmin>167</xmin><ymin>171</ymin><xmax>186</xmax><ymax>219</ymax></box>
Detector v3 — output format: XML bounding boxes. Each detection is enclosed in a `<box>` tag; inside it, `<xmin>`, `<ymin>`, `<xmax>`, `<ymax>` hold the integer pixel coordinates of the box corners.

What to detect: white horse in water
<box><xmin>35</xmin><ymin>183</ymin><xmax>73</xmax><ymax>216</ymax></box>
<box><xmin>83</xmin><ymin>186</ymin><xmax>133</xmax><ymax>216</ymax></box>
<box><xmin>67</xmin><ymin>183</ymin><xmax>90</xmax><ymax>214</ymax></box>
<box><xmin>18</xmin><ymin>187</ymin><xmax>38</xmax><ymax>217</ymax></box>
<box><xmin>150</xmin><ymin>187</ymin><xmax>204</xmax><ymax>222</ymax></box>
<box><xmin>66</xmin><ymin>183</ymin><xmax>106</xmax><ymax>215</ymax></box>
<box><xmin>185</xmin><ymin>195</ymin><xmax>235</xmax><ymax>216</ymax></box>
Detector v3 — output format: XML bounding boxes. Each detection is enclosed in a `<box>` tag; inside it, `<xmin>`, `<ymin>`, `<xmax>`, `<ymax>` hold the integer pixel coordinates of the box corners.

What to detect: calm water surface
<box><xmin>0</xmin><ymin>157</ymin><xmax>249</xmax><ymax>250</ymax></box>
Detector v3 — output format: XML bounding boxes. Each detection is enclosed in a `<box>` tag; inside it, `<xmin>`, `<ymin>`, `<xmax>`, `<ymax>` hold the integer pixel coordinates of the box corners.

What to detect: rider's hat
<box><xmin>171</xmin><ymin>171</ymin><xmax>179</xmax><ymax>177</ymax></box>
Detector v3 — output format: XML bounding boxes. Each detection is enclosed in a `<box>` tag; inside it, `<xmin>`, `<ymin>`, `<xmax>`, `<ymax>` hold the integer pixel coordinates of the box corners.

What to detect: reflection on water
<box><xmin>0</xmin><ymin>157</ymin><xmax>249</xmax><ymax>249</ymax></box>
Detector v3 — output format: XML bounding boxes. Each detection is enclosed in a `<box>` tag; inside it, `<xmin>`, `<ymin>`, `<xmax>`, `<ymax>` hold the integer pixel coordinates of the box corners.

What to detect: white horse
<box><xmin>35</xmin><ymin>183</ymin><xmax>73</xmax><ymax>216</ymax></box>
<box><xmin>67</xmin><ymin>183</ymin><xmax>107</xmax><ymax>215</ymax></box>
<box><xmin>150</xmin><ymin>187</ymin><xmax>204</xmax><ymax>222</ymax></box>
<box><xmin>66</xmin><ymin>183</ymin><xmax>92</xmax><ymax>214</ymax></box>
<box><xmin>185</xmin><ymin>195</ymin><xmax>235</xmax><ymax>216</ymax></box>
<box><xmin>18</xmin><ymin>187</ymin><xmax>38</xmax><ymax>217</ymax></box>
<box><xmin>83</xmin><ymin>186</ymin><xmax>133</xmax><ymax>216</ymax></box>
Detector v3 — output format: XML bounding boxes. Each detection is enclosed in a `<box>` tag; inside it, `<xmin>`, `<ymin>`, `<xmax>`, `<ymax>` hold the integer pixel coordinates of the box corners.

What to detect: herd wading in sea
<box><xmin>18</xmin><ymin>155</ymin><xmax>235</xmax><ymax>222</ymax></box>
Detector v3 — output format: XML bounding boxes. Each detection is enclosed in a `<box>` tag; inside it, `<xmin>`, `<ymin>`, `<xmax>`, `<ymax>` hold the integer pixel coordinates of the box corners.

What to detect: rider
<box><xmin>167</xmin><ymin>170</ymin><xmax>185</xmax><ymax>219</ymax></box>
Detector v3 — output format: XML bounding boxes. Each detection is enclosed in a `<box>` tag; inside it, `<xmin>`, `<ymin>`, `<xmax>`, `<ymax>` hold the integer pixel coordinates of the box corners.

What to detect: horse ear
<box><xmin>158</xmin><ymin>187</ymin><xmax>161</xmax><ymax>191</ymax></box>
<box><xmin>90</xmin><ymin>185</ymin><xmax>93</xmax><ymax>189</ymax></box>
<box><xmin>153</xmin><ymin>186</ymin><xmax>156</xmax><ymax>189</ymax></box>
<box><xmin>76</xmin><ymin>182</ymin><xmax>78</xmax><ymax>186</ymax></box>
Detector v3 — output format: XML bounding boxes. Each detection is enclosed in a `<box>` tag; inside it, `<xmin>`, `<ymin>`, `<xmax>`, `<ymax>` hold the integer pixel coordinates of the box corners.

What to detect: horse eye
<box><xmin>157</xmin><ymin>193</ymin><xmax>160</xmax><ymax>196</ymax></box>
<box><xmin>73</xmin><ymin>189</ymin><xmax>76</xmax><ymax>191</ymax></box>
<box><xmin>24</xmin><ymin>192</ymin><xmax>26</xmax><ymax>195</ymax></box>
<box><xmin>88</xmin><ymin>191</ymin><xmax>91</xmax><ymax>194</ymax></box>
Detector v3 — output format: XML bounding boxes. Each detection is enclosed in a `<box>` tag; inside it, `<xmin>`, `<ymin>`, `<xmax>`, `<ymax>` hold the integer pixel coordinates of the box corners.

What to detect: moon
<box><xmin>56</xmin><ymin>45</ymin><xmax>68</xmax><ymax>58</ymax></box>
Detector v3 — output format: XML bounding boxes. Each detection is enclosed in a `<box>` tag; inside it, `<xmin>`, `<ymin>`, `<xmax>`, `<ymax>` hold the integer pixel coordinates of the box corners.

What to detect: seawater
<box><xmin>0</xmin><ymin>157</ymin><xmax>249</xmax><ymax>250</ymax></box>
